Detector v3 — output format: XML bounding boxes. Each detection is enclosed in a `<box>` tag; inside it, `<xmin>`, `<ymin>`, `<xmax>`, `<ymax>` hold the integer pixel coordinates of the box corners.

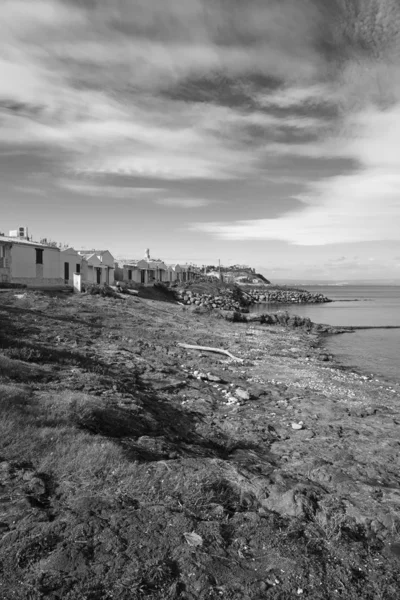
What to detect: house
<box><xmin>179</xmin><ymin>263</ymin><xmax>197</xmax><ymax>282</ymax></box>
<box><xmin>60</xmin><ymin>248</ymin><xmax>83</xmax><ymax>285</ymax></box>
<box><xmin>0</xmin><ymin>229</ymin><xmax>63</xmax><ymax>287</ymax></box>
<box><xmin>77</xmin><ymin>250</ymin><xmax>115</xmax><ymax>285</ymax></box>
<box><xmin>166</xmin><ymin>264</ymin><xmax>182</xmax><ymax>283</ymax></box>
<box><xmin>123</xmin><ymin>249</ymin><xmax>167</xmax><ymax>285</ymax></box>
<box><xmin>123</xmin><ymin>259</ymin><xmax>168</xmax><ymax>285</ymax></box>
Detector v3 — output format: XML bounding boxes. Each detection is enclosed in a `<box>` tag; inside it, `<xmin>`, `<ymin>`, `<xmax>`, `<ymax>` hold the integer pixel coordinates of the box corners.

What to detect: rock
<box><xmin>183</xmin><ymin>532</ymin><xmax>203</xmax><ymax>547</ymax></box>
<box><xmin>235</xmin><ymin>388</ymin><xmax>250</xmax><ymax>401</ymax></box>
<box><xmin>206</xmin><ymin>373</ymin><xmax>221</xmax><ymax>382</ymax></box>
<box><xmin>261</xmin><ymin>483</ymin><xmax>321</xmax><ymax>518</ymax></box>
<box><xmin>291</xmin><ymin>422</ymin><xmax>304</xmax><ymax>430</ymax></box>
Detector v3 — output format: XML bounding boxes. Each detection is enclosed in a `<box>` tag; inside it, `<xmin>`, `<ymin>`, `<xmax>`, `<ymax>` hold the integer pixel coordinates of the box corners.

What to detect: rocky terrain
<box><xmin>0</xmin><ymin>288</ymin><xmax>399</xmax><ymax>599</ymax></box>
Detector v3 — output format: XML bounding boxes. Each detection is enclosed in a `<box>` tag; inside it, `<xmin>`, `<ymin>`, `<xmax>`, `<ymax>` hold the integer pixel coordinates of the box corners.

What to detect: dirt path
<box><xmin>0</xmin><ymin>290</ymin><xmax>399</xmax><ymax>599</ymax></box>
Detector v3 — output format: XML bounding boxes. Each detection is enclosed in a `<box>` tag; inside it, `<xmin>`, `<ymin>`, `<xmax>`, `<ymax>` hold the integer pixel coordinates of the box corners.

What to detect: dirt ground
<box><xmin>0</xmin><ymin>289</ymin><xmax>399</xmax><ymax>599</ymax></box>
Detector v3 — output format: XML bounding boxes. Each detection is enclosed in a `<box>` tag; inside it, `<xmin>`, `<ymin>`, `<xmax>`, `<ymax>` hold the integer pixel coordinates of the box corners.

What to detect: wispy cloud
<box><xmin>58</xmin><ymin>180</ymin><xmax>163</xmax><ymax>198</ymax></box>
<box><xmin>155</xmin><ymin>197</ymin><xmax>211</xmax><ymax>208</ymax></box>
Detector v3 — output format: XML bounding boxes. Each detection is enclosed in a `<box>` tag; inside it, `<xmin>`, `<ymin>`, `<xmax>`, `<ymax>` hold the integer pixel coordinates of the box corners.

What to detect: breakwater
<box><xmin>176</xmin><ymin>288</ymin><xmax>244</xmax><ymax>311</ymax></box>
<box><xmin>176</xmin><ymin>286</ymin><xmax>331</xmax><ymax>311</ymax></box>
<box><xmin>244</xmin><ymin>288</ymin><xmax>332</xmax><ymax>304</ymax></box>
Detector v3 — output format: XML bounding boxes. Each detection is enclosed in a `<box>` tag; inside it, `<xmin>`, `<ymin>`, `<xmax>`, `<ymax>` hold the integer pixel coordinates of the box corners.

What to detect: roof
<box><xmin>147</xmin><ymin>260</ymin><xmax>167</xmax><ymax>269</ymax></box>
<box><xmin>0</xmin><ymin>235</ymin><xmax>60</xmax><ymax>250</ymax></box>
<box><xmin>124</xmin><ymin>259</ymin><xmax>167</xmax><ymax>269</ymax></box>
<box><xmin>77</xmin><ymin>249</ymin><xmax>107</xmax><ymax>255</ymax></box>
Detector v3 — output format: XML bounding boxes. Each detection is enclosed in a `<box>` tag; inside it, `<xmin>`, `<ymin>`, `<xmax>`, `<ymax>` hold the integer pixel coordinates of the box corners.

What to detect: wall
<box><xmin>99</xmin><ymin>251</ymin><xmax>115</xmax><ymax>268</ymax></box>
<box><xmin>60</xmin><ymin>249</ymin><xmax>82</xmax><ymax>285</ymax></box>
<box><xmin>123</xmin><ymin>266</ymin><xmax>142</xmax><ymax>283</ymax></box>
<box><xmin>82</xmin><ymin>263</ymin><xmax>114</xmax><ymax>285</ymax></box>
<box><xmin>0</xmin><ymin>243</ymin><xmax>12</xmax><ymax>282</ymax></box>
<box><xmin>10</xmin><ymin>244</ymin><xmax>63</xmax><ymax>286</ymax></box>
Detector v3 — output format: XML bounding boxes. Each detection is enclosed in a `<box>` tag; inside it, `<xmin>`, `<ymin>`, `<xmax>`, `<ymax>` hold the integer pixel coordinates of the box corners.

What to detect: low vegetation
<box><xmin>0</xmin><ymin>289</ymin><xmax>399</xmax><ymax>599</ymax></box>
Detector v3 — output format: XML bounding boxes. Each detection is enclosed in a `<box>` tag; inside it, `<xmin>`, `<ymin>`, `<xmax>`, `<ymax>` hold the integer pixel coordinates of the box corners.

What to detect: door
<box><xmin>64</xmin><ymin>262</ymin><xmax>69</xmax><ymax>283</ymax></box>
<box><xmin>141</xmin><ymin>270</ymin><xmax>146</xmax><ymax>284</ymax></box>
<box><xmin>96</xmin><ymin>268</ymin><xmax>101</xmax><ymax>284</ymax></box>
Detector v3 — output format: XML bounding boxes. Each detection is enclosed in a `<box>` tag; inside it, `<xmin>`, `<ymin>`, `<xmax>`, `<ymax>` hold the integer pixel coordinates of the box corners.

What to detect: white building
<box><xmin>166</xmin><ymin>264</ymin><xmax>183</xmax><ymax>283</ymax></box>
<box><xmin>77</xmin><ymin>249</ymin><xmax>115</xmax><ymax>285</ymax></box>
<box><xmin>0</xmin><ymin>230</ymin><xmax>63</xmax><ymax>287</ymax></box>
<box><xmin>60</xmin><ymin>247</ymin><xmax>83</xmax><ymax>285</ymax></box>
<box><xmin>123</xmin><ymin>249</ymin><xmax>167</xmax><ymax>285</ymax></box>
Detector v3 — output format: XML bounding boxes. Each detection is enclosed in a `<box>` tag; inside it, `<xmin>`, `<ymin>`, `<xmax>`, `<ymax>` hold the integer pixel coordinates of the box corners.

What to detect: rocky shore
<box><xmin>0</xmin><ymin>289</ymin><xmax>399</xmax><ymax>600</ymax></box>
<box><xmin>175</xmin><ymin>287</ymin><xmax>247</xmax><ymax>311</ymax></box>
<box><xmin>175</xmin><ymin>285</ymin><xmax>331</xmax><ymax>311</ymax></box>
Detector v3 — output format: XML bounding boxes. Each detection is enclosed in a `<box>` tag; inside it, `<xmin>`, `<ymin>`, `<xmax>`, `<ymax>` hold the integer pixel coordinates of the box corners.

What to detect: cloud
<box><xmin>1</xmin><ymin>0</ymin><xmax>400</xmax><ymax>263</ymax></box>
<box><xmin>154</xmin><ymin>197</ymin><xmax>211</xmax><ymax>208</ymax></box>
<box><xmin>0</xmin><ymin>0</ymin><xmax>331</xmax><ymax>183</ymax></box>
<box><xmin>13</xmin><ymin>185</ymin><xmax>47</xmax><ymax>197</ymax></box>
<box><xmin>58</xmin><ymin>180</ymin><xmax>163</xmax><ymax>198</ymax></box>
<box><xmin>194</xmin><ymin>165</ymin><xmax>400</xmax><ymax>245</ymax></box>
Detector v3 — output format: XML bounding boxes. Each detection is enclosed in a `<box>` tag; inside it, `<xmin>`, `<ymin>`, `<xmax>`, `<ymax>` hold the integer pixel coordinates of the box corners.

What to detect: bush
<box><xmin>84</xmin><ymin>283</ymin><xmax>119</xmax><ymax>298</ymax></box>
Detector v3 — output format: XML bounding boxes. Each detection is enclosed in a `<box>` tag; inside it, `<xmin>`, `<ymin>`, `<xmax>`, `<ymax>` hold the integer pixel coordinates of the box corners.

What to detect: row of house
<box><xmin>0</xmin><ymin>228</ymin><xmax>198</xmax><ymax>289</ymax></box>
<box><xmin>122</xmin><ymin>249</ymin><xmax>196</xmax><ymax>285</ymax></box>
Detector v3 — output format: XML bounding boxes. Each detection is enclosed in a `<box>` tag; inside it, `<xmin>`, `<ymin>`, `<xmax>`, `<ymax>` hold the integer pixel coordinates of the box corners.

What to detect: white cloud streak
<box><xmin>58</xmin><ymin>180</ymin><xmax>163</xmax><ymax>198</ymax></box>
<box><xmin>154</xmin><ymin>198</ymin><xmax>211</xmax><ymax>208</ymax></box>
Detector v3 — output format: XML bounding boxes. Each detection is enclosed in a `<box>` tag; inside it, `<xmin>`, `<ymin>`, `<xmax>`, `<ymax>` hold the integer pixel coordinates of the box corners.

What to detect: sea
<box><xmin>250</xmin><ymin>285</ymin><xmax>400</xmax><ymax>385</ymax></box>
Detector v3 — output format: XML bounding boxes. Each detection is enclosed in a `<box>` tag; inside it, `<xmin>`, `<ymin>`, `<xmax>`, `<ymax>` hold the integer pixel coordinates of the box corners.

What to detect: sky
<box><xmin>1</xmin><ymin>0</ymin><xmax>400</xmax><ymax>281</ymax></box>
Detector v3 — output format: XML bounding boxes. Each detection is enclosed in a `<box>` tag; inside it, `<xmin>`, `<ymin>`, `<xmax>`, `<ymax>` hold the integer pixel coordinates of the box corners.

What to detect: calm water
<box><xmin>250</xmin><ymin>285</ymin><xmax>400</xmax><ymax>383</ymax></box>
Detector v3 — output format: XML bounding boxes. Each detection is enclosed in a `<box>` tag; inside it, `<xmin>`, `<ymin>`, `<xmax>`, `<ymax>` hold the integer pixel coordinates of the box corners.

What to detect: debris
<box><xmin>177</xmin><ymin>343</ymin><xmax>243</xmax><ymax>362</ymax></box>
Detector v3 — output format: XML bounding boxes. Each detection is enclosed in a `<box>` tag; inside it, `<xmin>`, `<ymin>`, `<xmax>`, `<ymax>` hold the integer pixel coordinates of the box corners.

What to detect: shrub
<box><xmin>84</xmin><ymin>283</ymin><xmax>119</xmax><ymax>298</ymax></box>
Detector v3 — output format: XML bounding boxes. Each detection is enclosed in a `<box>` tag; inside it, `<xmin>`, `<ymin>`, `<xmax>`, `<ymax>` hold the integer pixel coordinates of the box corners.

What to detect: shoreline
<box><xmin>318</xmin><ymin>329</ymin><xmax>400</xmax><ymax>390</ymax></box>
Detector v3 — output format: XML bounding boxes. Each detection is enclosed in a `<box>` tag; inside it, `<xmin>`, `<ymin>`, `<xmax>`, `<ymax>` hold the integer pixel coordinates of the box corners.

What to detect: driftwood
<box><xmin>177</xmin><ymin>343</ymin><xmax>243</xmax><ymax>362</ymax></box>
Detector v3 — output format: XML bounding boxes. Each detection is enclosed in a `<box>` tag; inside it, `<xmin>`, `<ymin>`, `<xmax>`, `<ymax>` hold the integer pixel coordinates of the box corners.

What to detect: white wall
<box><xmin>61</xmin><ymin>249</ymin><xmax>82</xmax><ymax>285</ymax></box>
<box><xmin>11</xmin><ymin>244</ymin><xmax>61</xmax><ymax>280</ymax></box>
<box><xmin>99</xmin><ymin>251</ymin><xmax>115</xmax><ymax>268</ymax></box>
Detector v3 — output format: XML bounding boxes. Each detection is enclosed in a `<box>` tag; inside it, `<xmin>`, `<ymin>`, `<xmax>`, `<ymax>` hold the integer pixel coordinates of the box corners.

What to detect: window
<box><xmin>128</xmin><ymin>269</ymin><xmax>132</xmax><ymax>280</ymax></box>
<box><xmin>76</xmin><ymin>263</ymin><xmax>81</xmax><ymax>274</ymax></box>
<box><xmin>35</xmin><ymin>249</ymin><xmax>43</xmax><ymax>264</ymax></box>
<box><xmin>0</xmin><ymin>245</ymin><xmax>4</xmax><ymax>258</ymax></box>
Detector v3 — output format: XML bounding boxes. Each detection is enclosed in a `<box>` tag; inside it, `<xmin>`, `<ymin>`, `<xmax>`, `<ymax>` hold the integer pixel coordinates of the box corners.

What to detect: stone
<box><xmin>206</xmin><ymin>373</ymin><xmax>221</xmax><ymax>382</ymax></box>
<box><xmin>235</xmin><ymin>388</ymin><xmax>250</xmax><ymax>401</ymax></box>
